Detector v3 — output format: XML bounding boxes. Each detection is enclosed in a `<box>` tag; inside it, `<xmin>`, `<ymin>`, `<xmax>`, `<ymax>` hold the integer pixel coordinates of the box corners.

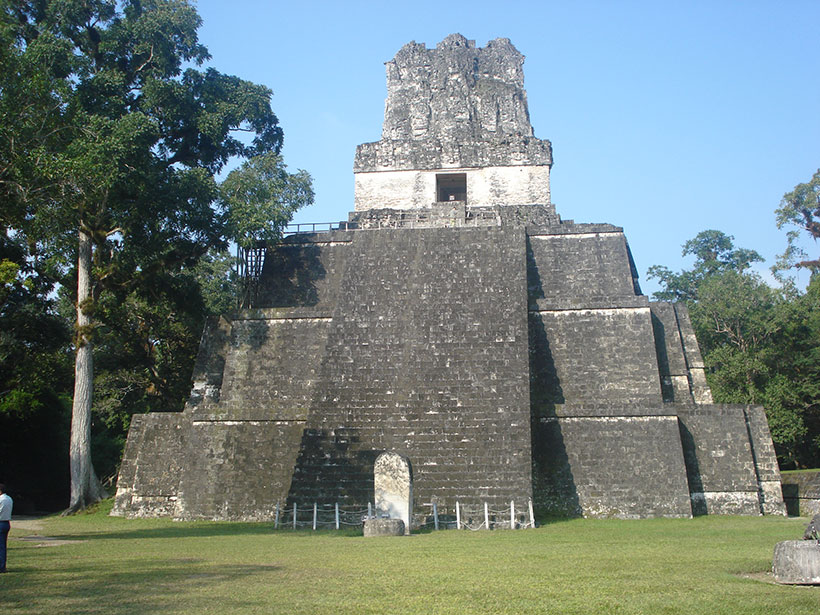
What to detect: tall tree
<box><xmin>775</xmin><ymin>169</ymin><xmax>820</xmax><ymax>273</ymax></box>
<box><xmin>772</xmin><ymin>170</ymin><xmax>820</xmax><ymax>465</ymax></box>
<box><xmin>1</xmin><ymin>1</ymin><xmax>309</xmax><ymax>511</ymax></box>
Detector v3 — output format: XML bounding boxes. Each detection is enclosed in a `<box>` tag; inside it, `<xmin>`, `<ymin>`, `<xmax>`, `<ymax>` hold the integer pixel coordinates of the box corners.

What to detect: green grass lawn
<box><xmin>2</xmin><ymin>501</ymin><xmax>817</xmax><ymax>615</ymax></box>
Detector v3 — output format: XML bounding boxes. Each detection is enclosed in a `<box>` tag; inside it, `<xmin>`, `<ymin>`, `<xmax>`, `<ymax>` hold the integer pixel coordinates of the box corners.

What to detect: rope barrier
<box><xmin>270</xmin><ymin>500</ymin><xmax>536</xmax><ymax>531</ymax></box>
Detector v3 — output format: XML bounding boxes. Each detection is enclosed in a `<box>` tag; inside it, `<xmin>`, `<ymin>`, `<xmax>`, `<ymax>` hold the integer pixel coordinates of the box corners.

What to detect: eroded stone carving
<box><xmin>384</xmin><ymin>35</ymin><xmax>530</xmax><ymax>141</ymax></box>
<box><xmin>374</xmin><ymin>452</ymin><xmax>412</xmax><ymax>535</ymax></box>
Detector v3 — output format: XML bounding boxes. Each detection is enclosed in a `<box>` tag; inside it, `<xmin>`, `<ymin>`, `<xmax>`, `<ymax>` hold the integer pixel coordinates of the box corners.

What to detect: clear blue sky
<box><xmin>195</xmin><ymin>0</ymin><xmax>819</xmax><ymax>294</ymax></box>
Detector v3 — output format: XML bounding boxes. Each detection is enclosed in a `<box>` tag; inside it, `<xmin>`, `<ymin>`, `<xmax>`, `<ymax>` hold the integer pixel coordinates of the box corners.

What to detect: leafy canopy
<box><xmin>221</xmin><ymin>152</ymin><xmax>314</xmax><ymax>249</ymax></box>
<box><xmin>1</xmin><ymin>0</ymin><xmax>291</xmax><ymax>284</ymax></box>
<box><xmin>0</xmin><ymin>0</ymin><xmax>313</xmax><ymax>508</ymax></box>
<box><xmin>649</xmin><ymin>230</ymin><xmax>820</xmax><ymax>468</ymax></box>
<box><xmin>646</xmin><ymin>230</ymin><xmax>762</xmax><ymax>302</ymax></box>
<box><xmin>775</xmin><ymin>169</ymin><xmax>820</xmax><ymax>274</ymax></box>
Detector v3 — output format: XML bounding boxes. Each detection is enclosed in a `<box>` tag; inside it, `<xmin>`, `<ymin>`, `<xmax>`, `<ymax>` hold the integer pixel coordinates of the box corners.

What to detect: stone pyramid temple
<box><xmin>113</xmin><ymin>34</ymin><xmax>786</xmax><ymax>522</ymax></box>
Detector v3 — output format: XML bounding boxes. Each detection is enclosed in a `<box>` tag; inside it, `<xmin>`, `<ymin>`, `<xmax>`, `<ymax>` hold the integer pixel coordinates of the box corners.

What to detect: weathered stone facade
<box><xmin>782</xmin><ymin>471</ymin><xmax>820</xmax><ymax>516</ymax></box>
<box><xmin>354</xmin><ymin>34</ymin><xmax>552</xmax><ymax>211</ymax></box>
<box><xmin>113</xmin><ymin>35</ymin><xmax>786</xmax><ymax>522</ymax></box>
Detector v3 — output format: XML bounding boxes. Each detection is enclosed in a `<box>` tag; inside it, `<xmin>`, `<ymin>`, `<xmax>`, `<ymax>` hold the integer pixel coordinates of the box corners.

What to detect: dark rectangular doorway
<box><xmin>436</xmin><ymin>173</ymin><xmax>467</xmax><ymax>202</ymax></box>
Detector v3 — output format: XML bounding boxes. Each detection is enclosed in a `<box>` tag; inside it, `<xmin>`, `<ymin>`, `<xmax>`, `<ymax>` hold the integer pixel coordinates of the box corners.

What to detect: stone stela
<box><xmin>373</xmin><ymin>452</ymin><xmax>412</xmax><ymax>534</ymax></box>
<box><xmin>112</xmin><ymin>34</ymin><xmax>788</xmax><ymax>524</ymax></box>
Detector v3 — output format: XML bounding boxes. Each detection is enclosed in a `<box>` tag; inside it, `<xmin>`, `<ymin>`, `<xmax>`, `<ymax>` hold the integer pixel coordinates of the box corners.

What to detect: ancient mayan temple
<box><xmin>113</xmin><ymin>34</ymin><xmax>786</xmax><ymax>522</ymax></box>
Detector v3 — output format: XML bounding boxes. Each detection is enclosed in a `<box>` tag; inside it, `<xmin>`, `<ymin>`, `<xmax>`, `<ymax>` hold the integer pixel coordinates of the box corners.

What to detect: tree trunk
<box><xmin>66</xmin><ymin>228</ymin><xmax>105</xmax><ymax>513</ymax></box>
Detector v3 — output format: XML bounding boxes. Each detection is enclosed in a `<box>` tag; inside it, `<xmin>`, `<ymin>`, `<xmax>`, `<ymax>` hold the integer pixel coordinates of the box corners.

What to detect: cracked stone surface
<box><xmin>374</xmin><ymin>452</ymin><xmax>413</xmax><ymax>535</ymax></box>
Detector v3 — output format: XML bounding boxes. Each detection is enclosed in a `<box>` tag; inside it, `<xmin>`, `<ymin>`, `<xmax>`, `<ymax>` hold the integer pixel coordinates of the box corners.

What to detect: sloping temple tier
<box><xmin>113</xmin><ymin>211</ymin><xmax>785</xmax><ymax>520</ymax></box>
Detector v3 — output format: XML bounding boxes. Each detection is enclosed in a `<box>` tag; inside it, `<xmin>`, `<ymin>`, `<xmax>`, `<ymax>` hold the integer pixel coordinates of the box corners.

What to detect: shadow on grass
<box><xmin>45</xmin><ymin>523</ymin><xmax>364</xmax><ymax>542</ymax></box>
<box><xmin>58</xmin><ymin>519</ymin><xmax>593</xmax><ymax>541</ymax></box>
<box><xmin>3</xmin><ymin>555</ymin><xmax>282</xmax><ymax>614</ymax></box>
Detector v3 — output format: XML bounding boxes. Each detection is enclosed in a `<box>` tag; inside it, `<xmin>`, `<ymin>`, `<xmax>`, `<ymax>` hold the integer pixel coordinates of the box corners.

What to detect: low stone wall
<box><xmin>781</xmin><ymin>471</ymin><xmax>820</xmax><ymax>516</ymax></box>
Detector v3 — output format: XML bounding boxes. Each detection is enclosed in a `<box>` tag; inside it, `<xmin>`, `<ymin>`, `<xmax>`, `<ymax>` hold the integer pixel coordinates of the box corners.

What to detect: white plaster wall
<box><xmin>354</xmin><ymin>165</ymin><xmax>550</xmax><ymax>211</ymax></box>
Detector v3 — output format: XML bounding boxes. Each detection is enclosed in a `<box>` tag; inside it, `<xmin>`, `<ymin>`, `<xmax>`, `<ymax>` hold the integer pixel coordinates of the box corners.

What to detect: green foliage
<box><xmin>646</xmin><ymin>230</ymin><xmax>762</xmax><ymax>302</ymax></box>
<box><xmin>193</xmin><ymin>249</ymin><xmax>239</xmax><ymax>316</ymax></box>
<box><xmin>759</xmin><ymin>374</ymin><xmax>809</xmax><ymax>464</ymax></box>
<box><xmin>2</xmin><ymin>0</ymin><xmax>292</xmax><ymax>289</ymax></box>
<box><xmin>689</xmin><ymin>271</ymin><xmax>780</xmax><ymax>363</ymax></box>
<box><xmin>0</xmin><ymin>258</ymin><xmax>18</xmax><ymax>284</ymax></box>
<box><xmin>650</xmin><ymin>232</ymin><xmax>820</xmax><ymax>468</ymax></box>
<box><xmin>0</xmin><ymin>0</ymin><xmax>311</xmax><ymax>509</ymax></box>
<box><xmin>0</xmin><ymin>390</ymin><xmax>71</xmax><ymax>511</ymax></box>
<box><xmin>221</xmin><ymin>152</ymin><xmax>314</xmax><ymax>249</ymax></box>
<box><xmin>775</xmin><ymin>169</ymin><xmax>820</xmax><ymax>273</ymax></box>
<box><xmin>0</xmin><ymin>230</ymin><xmax>73</xmax><ymax>508</ymax></box>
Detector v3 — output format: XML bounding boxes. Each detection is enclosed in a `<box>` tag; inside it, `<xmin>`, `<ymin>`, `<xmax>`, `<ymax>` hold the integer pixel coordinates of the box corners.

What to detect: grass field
<box><xmin>2</xmin><ymin>501</ymin><xmax>818</xmax><ymax>615</ymax></box>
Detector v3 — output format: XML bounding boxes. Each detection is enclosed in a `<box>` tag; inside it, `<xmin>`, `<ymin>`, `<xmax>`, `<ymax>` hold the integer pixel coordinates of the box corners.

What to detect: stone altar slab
<box><xmin>363</xmin><ymin>518</ymin><xmax>406</xmax><ymax>537</ymax></box>
<box><xmin>773</xmin><ymin>540</ymin><xmax>820</xmax><ymax>584</ymax></box>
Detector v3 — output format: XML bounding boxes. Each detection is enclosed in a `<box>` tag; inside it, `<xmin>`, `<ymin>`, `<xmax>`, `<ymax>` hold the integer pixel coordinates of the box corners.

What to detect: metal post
<box><xmin>510</xmin><ymin>500</ymin><xmax>515</xmax><ymax>530</ymax></box>
<box><xmin>313</xmin><ymin>502</ymin><xmax>318</xmax><ymax>531</ymax></box>
<box><xmin>528</xmin><ymin>499</ymin><xmax>535</xmax><ymax>528</ymax></box>
<box><xmin>433</xmin><ymin>502</ymin><xmax>439</xmax><ymax>531</ymax></box>
<box><xmin>368</xmin><ymin>502</ymin><xmax>373</xmax><ymax>519</ymax></box>
<box><xmin>484</xmin><ymin>502</ymin><xmax>489</xmax><ymax>530</ymax></box>
<box><xmin>335</xmin><ymin>503</ymin><xmax>340</xmax><ymax>530</ymax></box>
<box><xmin>456</xmin><ymin>501</ymin><xmax>461</xmax><ymax>530</ymax></box>
<box><xmin>274</xmin><ymin>502</ymin><xmax>280</xmax><ymax>530</ymax></box>
<box><xmin>293</xmin><ymin>502</ymin><xmax>297</xmax><ymax>530</ymax></box>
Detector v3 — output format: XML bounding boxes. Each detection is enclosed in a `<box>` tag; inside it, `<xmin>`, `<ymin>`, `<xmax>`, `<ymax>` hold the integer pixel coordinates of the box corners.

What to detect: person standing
<box><xmin>0</xmin><ymin>484</ymin><xmax>12</xmax><ymax>573</ymax></box>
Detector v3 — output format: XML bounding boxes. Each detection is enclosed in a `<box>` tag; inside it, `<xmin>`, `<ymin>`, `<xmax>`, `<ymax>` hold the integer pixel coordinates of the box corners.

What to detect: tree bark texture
<box><xmin>67</xmin><ymin>229</ymin><xmax>104</xmax><ymax>512</ymax></box>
